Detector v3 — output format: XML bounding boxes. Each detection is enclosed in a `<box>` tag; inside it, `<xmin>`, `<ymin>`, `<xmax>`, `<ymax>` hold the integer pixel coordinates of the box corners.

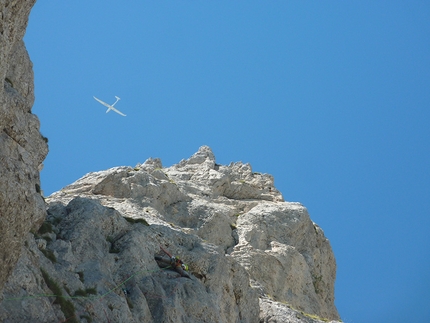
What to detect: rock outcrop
<box><xmin>0</xmin><ymin>146</ymin><xmax>341</xmax><ymax>323</ymax></box>
<box><xmin>0</xmin><ymin>0</ymin><xmax>48</xmax><ymax>291</ymax></box>
<box><xmin>0</xmin><ymin>3</ymin><xmax>341</xmax><ymax>322</ymax></box>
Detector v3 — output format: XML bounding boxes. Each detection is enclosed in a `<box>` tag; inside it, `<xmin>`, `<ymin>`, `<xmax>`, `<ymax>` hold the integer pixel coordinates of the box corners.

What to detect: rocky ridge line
<box><xmin>0</xmin><ymin>146</ymin><xmax>341</xmax><ymax>323</ymax></box>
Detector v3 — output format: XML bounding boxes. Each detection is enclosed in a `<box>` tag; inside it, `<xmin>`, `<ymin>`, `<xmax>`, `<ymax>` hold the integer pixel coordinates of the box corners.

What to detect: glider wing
<box><xmin>93</xmin><ymin>96</ymin><xmax>111</xmax><ymax>108</ymax></box>
<box><xmin>93</xmin><ymin>96</ymin><xmax>126</xmax><ymax>116</ymax></box>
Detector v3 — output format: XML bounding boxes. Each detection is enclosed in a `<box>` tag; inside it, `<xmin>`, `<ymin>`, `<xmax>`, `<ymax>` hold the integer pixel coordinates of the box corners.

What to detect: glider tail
<box><xmin>112</xmin><ymin>96</ymin><xmax>121</xmax><ymax>106</ymax></box>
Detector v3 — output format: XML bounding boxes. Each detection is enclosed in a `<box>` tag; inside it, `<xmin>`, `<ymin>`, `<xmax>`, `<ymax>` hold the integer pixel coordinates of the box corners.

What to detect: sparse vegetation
<box><xmin>124</xmin><ymin>217</ymin><xmax>149</xmax><ymax>226</ymax></box>
<box><xmin>74</xmin><ymin>289</ymin><xmax>87</xmax><ymax>297</ymax></box>
<box><xmin>86</xmin><ymin>287</ymin><xmax>97</xmax><ymax>295</ymax></box>
<box><xmin>5</xmin><ymin>77</ymin><xmax>13</xmax><ymax>87</ymax></box>
<box><xmin>44</xmin><ymin>236</ymin><xmax>52</xmax><ymax>243</ymax></box>
<box><xmin>64</xmin><ymin>285</ymin><xmax>71</xmax><ymax>295</ymax></box>
<box><xmin>80</xmin><ymin>314</ymin><xmax>93</xmax><ymax>323</ymax></box>
<box><xmin>266</xmin><ymin>295</ymin><xmax>332</xmax><ymax>323</ymax></box>
<box><xmin>38</xmin><ymin>221</ymin><xmax>53</xmax><ymax>235</ymax></box>
<box><xmin>312</xmin><ymin>274</ymin><xmax>323</xmax><ymax>295</ymax></box>
<box><xmin>74</xmin><ymin>287</ymin><xmax>97</xmax><ymax>297</ymax></box>
<box><xmin>109</xmin><ymin>245</ymin><xmax>120</xmax><ymax>254</ymax></box>
<box><xmin>40</xmin><ymin>248</ymin><xmax>57</xmax><ymax>263</ymax></box>
<box><xmin>169</xmin><ymin>178</ymin><xmax>176</xmax><ymax>184</ymax></box>
<box><xmin>301</xmin><ymin>311</ymin><xmax>330</xmax><ymax>322</ymax></box>
<box><xmin>41</xmin><ymin>269</ymin><xmax>77</xmax><ymax>323</ymax></box>
<box><xmin>126</xmin><ymin>297</ymin><xmax>134</xmax><ymax>309</ymax></box>
<box><xmin>51</xmin><ymin>216</ymin><xmax>62</xmax><ymax>226</ymax></box>
<box><xmin>107</xmin><ymin>236</ymin><xmax>120</xmax><ymax>254</ymax></box>
<box><xmin>77</xmin><ymin>271</ymin><xmax>84</xmax><ymax>282</ymax></box>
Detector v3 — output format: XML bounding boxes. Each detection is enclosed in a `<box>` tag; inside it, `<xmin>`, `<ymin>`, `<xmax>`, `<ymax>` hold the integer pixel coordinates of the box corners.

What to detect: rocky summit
<box><xmin>0</xmin><ymin>2</ymin><xmax>341</xmax><ymax>322</ymax></box>
<box><xmin>0</xmin><ymin>146</ymin><xmax>341</xmax><ymax>323</ymax></box>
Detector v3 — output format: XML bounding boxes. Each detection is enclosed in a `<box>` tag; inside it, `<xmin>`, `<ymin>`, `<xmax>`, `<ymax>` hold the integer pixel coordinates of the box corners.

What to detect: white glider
<box><xmin>93</xmin><ymin>96</ymin><xmax>126</xmax><ymax>116</ymax></box>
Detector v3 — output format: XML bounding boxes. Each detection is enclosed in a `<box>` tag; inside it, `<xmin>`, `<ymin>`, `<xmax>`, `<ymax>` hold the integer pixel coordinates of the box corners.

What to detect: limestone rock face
<box><xmin>0</xmin><ymin>3</ymin><xmax>340</xmax><ymax>321</ymax></box>
<box><xmin>232</xmin><ymin>203</ymin><xmax>338</xmax><ymax>319</ymax></box>
<box><xmin>0</xmin><ymin>0</ymin><xmax>48</xmax><ymax>291</ymax></box>
<box><xmin>0</xmin><ymin>146</ymin><xmax>341</xmax><ymax>322</ymax></box>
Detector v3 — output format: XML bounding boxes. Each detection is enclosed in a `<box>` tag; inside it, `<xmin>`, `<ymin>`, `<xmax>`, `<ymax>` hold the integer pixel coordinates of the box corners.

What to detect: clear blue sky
<box><xmin>25</xmin><ymin>2</ymin><xmax>430</xmax><ymax>322</ymax></box>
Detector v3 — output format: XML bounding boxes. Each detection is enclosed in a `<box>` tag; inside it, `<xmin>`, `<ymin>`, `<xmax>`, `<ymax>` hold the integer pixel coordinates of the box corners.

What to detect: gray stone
<box><xmin>232</xmin><ymin>202</ymin><xmax>338</xmax><ymax>318</ymax></box>
<box><xmin>1</xmin><ymin>146</ymin><xmax>341</xmax><ymax>322</ymax></box>
<box><xmin>0</xmin><ymin>3</ymin><xmax>342</xmax><ymax>322</ymax></box>
<box><xmin>0</xmin><ymin>0</ymin><xmax>48</xmax><ymax>291</ymax></box>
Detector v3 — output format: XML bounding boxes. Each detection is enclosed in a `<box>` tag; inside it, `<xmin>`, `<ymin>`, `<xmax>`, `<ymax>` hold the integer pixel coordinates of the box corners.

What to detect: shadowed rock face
<box><xmin>0</xmin><ymin>146</ymin><xmax>341</xmax><ymax>323</ymax></box>
<box><xmin>0</xmin><ymin>0</ymin><xmax>48</xmax><ymax>291</ymax></box>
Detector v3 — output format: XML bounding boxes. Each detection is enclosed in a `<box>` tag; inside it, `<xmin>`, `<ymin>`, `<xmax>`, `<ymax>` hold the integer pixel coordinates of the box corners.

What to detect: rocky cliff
<box><xmin>0</xmin><ymin>0</ymin><xmax>48</xmax><ymax>291</ymax></box>
<box><xmin>0</xmin><ymin>2</ymin><xmax>341</xmax><ymax>322</ymax></box>
<box><xmin>0</xmin><ymin>146</ymin><xmax>341</xmax><ymax>323</ymax></box>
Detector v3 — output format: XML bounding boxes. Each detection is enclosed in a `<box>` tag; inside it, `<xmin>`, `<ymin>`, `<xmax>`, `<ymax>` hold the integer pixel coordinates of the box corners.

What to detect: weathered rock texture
<box><xmin>0</xmin><ymin>3</ymin><xmax>341</xmax><ymax>321</ymax></box>
<box><xmin>0</xmin><ymin>0</ymin><xmax>48</xmax><ymax>291</ymax></box>
<box><xmin>0</xmin><ymin>146</ymin><xmax>341</xmax><ymax>323</ymax></box>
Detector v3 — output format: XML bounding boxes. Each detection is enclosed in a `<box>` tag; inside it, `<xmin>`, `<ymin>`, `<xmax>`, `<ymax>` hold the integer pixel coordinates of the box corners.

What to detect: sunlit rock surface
<box><xmin>0</xmin><ymin>146</ymin><xmax>341</xmax><ymax>322</ymax></box>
